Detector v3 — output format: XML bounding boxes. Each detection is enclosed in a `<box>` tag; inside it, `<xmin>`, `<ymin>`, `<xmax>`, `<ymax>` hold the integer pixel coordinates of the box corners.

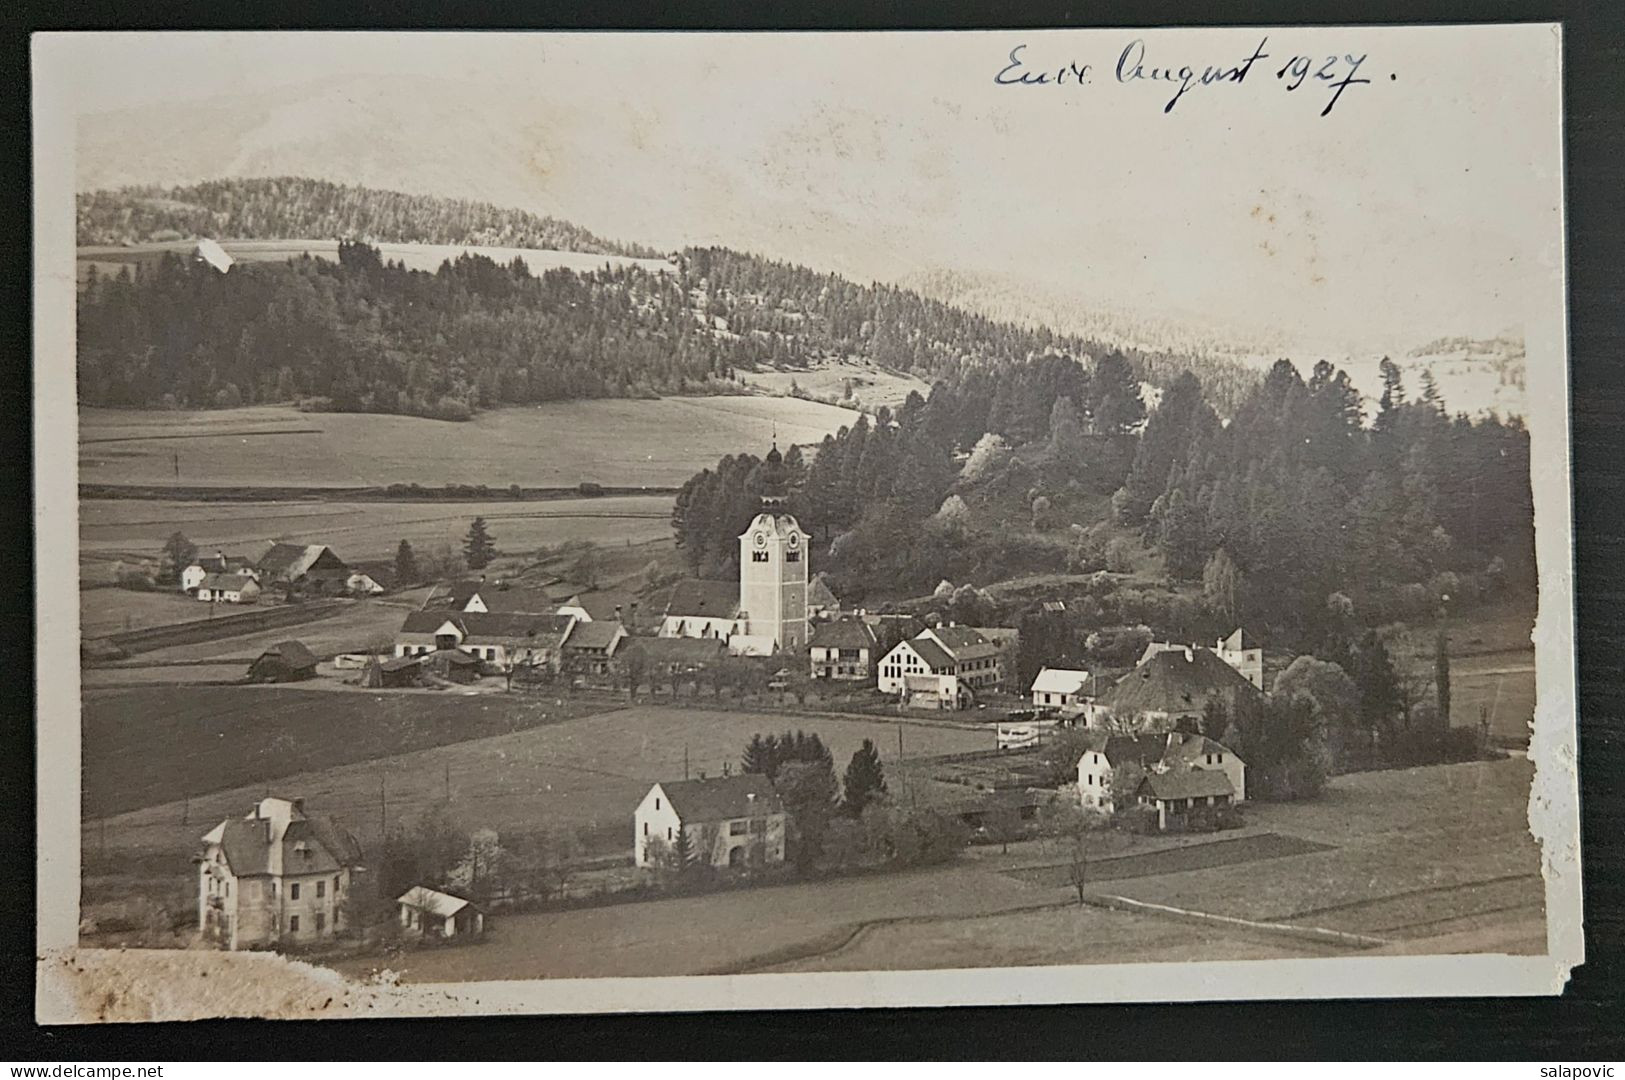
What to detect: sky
<box><xmin>47</xmin><ymin>27</ymin><xmax>1564</xmax><ymax>356</ymax></box>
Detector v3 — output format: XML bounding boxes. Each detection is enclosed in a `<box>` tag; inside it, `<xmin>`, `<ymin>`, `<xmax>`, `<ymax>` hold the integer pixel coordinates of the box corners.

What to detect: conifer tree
<box><xmin>842</xmin><ymin>739</ymin><xmax>888</xmax><ymax>817</ymax></box>
<box><xmin>463</xmin><ymin>517</ymin><xmax>497</xmax><ymax>571</ymax></box>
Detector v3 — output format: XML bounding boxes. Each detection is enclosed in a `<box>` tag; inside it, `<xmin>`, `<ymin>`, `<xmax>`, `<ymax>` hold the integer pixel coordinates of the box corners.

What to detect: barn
<box><xmin>247</xmin><ymin>641</ymin><xmax>319</xmax><ymax>683</ymax></box>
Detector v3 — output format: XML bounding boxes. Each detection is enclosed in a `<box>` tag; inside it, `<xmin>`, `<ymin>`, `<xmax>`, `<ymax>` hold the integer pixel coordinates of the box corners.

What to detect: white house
<box><xmin>1136</xmin><ymin>769</ymin><xmax>1237</xmax><ymax>831</ymax></box>
<box><xmin>396</xmin><ymin>886</ymin><xmax>484</xmax><ymax>939</ymax></box>
<box><xmin>1075</xmin><ymin>732</ymin><xmax>1247</xmax><ymax>814</ymax></box>
<box><xmin>394</xmin><ymin>610</ymin><xmax>575</xmax><ymax>670</ymax></box>
<box><xmin>181</xmin><ymin>553</ymin><xmax>256</xmax><ymax>594</ymax></box>
<box><xmin>345</xmin><ymin>572</ymin><xmax>385</xmax><ymax>596</ymax></box>
<box><xmin>196</xmin><ymin>574</ymin><xmax>262</xmax><ymax>604</ymax></box>
<box><xmin>1030</xmin><ymin>667</ymin><xmax>1094</xmax><ymax>714</ymax></box>
<box><xmin>877</xmin><ymin>625</ymin><xmax>1003</xmax><ymax>709</ymax></box>
<box><xmin>196</xmin><ymin>796</ymin><xmax>361</xmax><ymax>951</ymax></box>
<box><xmin>1215</xmin><ymin>628</ymin><xmax>1265</xmax><ymax>690</ymax></box>
<box><xmin>633</xmin><ymin>775</ymin><xmax>786</xmax><ymax>870</ymax></box>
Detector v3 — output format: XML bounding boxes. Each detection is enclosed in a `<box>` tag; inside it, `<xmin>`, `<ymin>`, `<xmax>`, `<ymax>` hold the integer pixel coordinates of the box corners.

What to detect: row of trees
<box><xmin>76</xmin><ymin>177</ymin><xmax>659</xmax><ymax>256</ymax></box>
<box><xmin>1124</xmin><ymin>360</ymin><xmax>1533</xmax><ymax>636</ymax></box>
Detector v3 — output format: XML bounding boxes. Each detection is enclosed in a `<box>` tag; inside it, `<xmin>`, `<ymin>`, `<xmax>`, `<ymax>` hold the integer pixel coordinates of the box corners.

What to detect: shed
<box><xmin>397</xmin><ymin>886</ymin><xmax>484</xmax><ymax>939</ymax></box>
<box><xmin>247</xmin><ymin>640</ymin><xmax>318</xmax><ymax>683</ymax></box>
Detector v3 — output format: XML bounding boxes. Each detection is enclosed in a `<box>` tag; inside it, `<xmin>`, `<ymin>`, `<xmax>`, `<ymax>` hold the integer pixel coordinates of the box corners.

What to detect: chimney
<box><xmin>746</xmin><ymin>792</ymin><xmax>756</xmax><ymax>804</ymax></box>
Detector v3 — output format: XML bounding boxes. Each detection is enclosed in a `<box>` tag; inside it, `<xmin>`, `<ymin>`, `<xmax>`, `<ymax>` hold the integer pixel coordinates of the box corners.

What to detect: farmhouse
<box><xmin>969</xmin><ymin>626</ymin><xmax>1021</xmax><ymax>689</ymax></box>
<box><xmin>557</xmin><ymin>590</ymin><xmax>652</xmax><ymax>631</ymax></box>
<box><xmin>809</xmin><ymin>618</ymin><xmax>878</xmax><ymax>681</ymax></box>
<box><xmin>196</xmin><ymin>796</ymin><xmax>361</xmax><ymax>952</ymax></box>
<box><xmin>560</xmin><ymin>619</ymin><xmax>628</xmax><ymax>677</ymax></box>
<box><xmin>181</xmin><ymin>553</ymin><xmax>256</xmax><ymax>594</ymax></box>
<box><xmin>247</xmin><ymin>640</ymin><xmax>318</xmax><ymax>683</ymax></box>
<box><xmin>1136</xmin><ymin>769</ymin><xmax>1237</xmax><ymax>831</ymax></box>
<box><xmin>1096</xmin><ymin>644</ymin><xmax>1262</xmax><ymax>732</ymax></box>
<box><xmin>196</xmin><ymin>574</ymin><xmax>262</xmax><ymax>605</ymax></box>
<box><xmin>395</xmin><ymin>610</ymin><xmax>575</xmax><ymax>670</ymax></box>
<box><xmin>256</xmin><ymin>543</ymin><xmax>350</xmax><ymax>594</ymax></box>
<box><xmin>1030</xmin><ymin>667</ymin><xmax>1094</xmax><ymax>714</ymax></box>
<box><xmin>877</xmin><ymin>625</ymin><xmax>1004</xmax><ymax>709</ymax></box>
<box><xmin>397</xmin><ymin>886</ymin><xmax>485</xmax><ymax>940</ymax></box>
<box><xmin>633</xmin><ymin>774</ymin><xmax>786</xmax><ymax>870</ymax></box>
<box><xmin>1075</xmin><ymin>731</ymin><xmax>1247</xmax><ymax>813</ymax></box>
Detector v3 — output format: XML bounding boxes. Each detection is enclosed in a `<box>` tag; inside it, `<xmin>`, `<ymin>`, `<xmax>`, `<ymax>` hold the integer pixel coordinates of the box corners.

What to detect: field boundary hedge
<box><xmin>101</xmin><ymin>598</ymin><xmax>352</xmax><ymax>655</ymax></box>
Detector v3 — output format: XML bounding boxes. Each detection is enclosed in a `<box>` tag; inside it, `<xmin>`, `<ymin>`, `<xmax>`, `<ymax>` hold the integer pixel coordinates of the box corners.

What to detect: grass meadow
<box><xmin>79</xmin><ymin>397</ymin><xmax>861</xmax><ymax>490</ymax></box>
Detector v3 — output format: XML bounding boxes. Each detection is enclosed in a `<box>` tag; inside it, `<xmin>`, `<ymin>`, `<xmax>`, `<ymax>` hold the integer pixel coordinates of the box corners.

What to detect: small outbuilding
<box><xmin>363</xmin><ymin>653</ymin><xmax>424</xmax><ymax>688</ymax></box>
<box><xmin>247</xmin><ymin>640</ymin><xmax>319</xmax><ymax>683</ymax></box>
<box><xmin>396</xmin><ymin>886</ymin><xmax>484</xmax><ymax>939</ymax></box>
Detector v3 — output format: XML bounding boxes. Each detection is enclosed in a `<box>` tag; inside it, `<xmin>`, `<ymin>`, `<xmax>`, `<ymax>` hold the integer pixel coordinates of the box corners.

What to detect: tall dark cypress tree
<box><xmin>842</xmin><ymin>739</ymin><xmax>888</xmax><ymax>817</ymax></box>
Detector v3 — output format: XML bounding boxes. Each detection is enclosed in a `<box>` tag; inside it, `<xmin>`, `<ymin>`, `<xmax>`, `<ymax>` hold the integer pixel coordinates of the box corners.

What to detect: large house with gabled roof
<box><xmin>197</xmin><ymin>796</ymin><xmax>362</xmax><ymax>951</ymax></box>
<box><xmin>633</xmin><ymin>774</ymin><xmax>786</xmax><ymax>869</ymax></box>
<box><xmin>394</xmin><ymin>610</ymin><xmax>574</xmax><ymax>671</ymax></box>
<box><xmin>255</xmin><ymin>543</ymin><xmax>349</xmax><ymax>594</ymax></box>
<box><xmin>1094</xmin><ymin>644</ymin><xmax>1263</xmax><ymax>732</ymax></box>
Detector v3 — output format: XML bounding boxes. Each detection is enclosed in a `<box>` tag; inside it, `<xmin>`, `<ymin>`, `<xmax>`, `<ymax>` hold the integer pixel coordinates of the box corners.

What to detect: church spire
<box><xmin>760</xmin><ymin>439</ymin><xmax>788</xmax><ymax>511</ymax></box>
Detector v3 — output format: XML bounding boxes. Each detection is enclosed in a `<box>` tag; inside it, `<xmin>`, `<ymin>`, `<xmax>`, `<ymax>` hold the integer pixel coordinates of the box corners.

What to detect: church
<box><xmin>659</xmin><ymin>443</ymin><xmax>809</xmax><ymax>657</ymax></box>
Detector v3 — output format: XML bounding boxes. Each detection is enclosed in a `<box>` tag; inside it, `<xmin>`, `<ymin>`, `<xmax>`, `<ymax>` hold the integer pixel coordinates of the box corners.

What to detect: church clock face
<box><xmin>754</xmin><ymin>531</ymin><xmax>767</xmax><ymax>548</ymax></box>
<box><xmin>787</xmin><ymin>532</ymin><xmax>800</xmax><ymax>550</ymax></box>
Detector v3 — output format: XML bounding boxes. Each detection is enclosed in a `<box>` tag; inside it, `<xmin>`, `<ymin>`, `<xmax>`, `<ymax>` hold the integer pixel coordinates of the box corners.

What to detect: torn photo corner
<box><xmin>33</xmin><ymin>24</ymin><xmax>1579</xmax><ymax>1022</ymax></box>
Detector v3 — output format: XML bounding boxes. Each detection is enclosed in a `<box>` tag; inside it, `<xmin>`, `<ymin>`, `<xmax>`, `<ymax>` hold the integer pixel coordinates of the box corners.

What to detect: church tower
<box><xmin>737</xmin><ymin>442</ymin><xmax>809</xmax><ymax>652</ymax></box>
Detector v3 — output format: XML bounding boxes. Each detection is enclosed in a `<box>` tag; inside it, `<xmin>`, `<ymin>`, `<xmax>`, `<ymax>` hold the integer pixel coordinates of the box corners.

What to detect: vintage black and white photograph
<box><xmin>32</xmin><ymin>26</ymin><xmax>1578</xmax><ymax>1020</ymax></box>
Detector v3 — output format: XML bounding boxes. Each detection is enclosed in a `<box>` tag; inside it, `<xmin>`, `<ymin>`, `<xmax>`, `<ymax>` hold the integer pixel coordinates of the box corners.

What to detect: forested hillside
<box><xmin>76</xmin><ymin>240</ymin><xmax>1210</xmax><ymax>419</ymax></box>
<box><xmin>674</xmin><ymin>355</ymin><xmax>1532</xmax><ymax>648</ymax></box>
<box><xmin>76</xmin><ymin>178</ymin><xmax>660</xmax><ymax>257</ymax></box>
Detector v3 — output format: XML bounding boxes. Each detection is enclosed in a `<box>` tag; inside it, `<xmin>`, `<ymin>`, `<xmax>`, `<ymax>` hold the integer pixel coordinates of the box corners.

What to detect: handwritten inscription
<box><xmin>993</xmin><ymin>36</ymin><xmax>1380</xmax><ymax>116</ymax></box>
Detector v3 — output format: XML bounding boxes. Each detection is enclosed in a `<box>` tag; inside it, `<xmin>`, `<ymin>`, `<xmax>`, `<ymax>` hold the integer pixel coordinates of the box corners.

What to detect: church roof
<box><xmin>665</xmin><ymin>579</ymin><xmax>740</xmax><ymax>620</ymax></box>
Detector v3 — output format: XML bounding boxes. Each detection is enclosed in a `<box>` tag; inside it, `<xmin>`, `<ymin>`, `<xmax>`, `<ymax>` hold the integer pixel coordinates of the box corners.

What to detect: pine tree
<box><xmin>394</xmin><ymin>539</ymin><xmax>419</xmax><ymax>585</ymax></box>
<box><xmin>1435</xmin><ymin>628</ymin><xmax>1452</xmax><ymax>729</ymax></box>
<box><xmin>463</xmin><ymin>517</ymin><xmax>497</xmax><ymax>571</ymax></box>
<box><xmin>842</xmin><ymin>739</ymin><xmax>888</xmax><ymax>816</ymax></box>
<box><xmin>160</xmin><ymin>531</ymin><xmax>198</xmax><ymax>587</ymax></box>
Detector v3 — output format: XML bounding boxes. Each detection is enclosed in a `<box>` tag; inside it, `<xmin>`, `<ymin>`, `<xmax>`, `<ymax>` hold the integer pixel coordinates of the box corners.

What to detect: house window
<box><xmin>316</xmin><ymin>880</ymin><xmax>326</xmax><ymax>898</ymax></box>
<box><xmin>316</xmin><ymin>912</ymin><xmax>326</xmax><ymax>931</ymax></box>
<box><xmin>643</xmin><ymin>822</ymin><xmax>649</xmax><ymax>836</ymax></box>
<box><xmin>271</xmin><ymin>881</ymin><xmax>278</xmax><ymax>897</ymax></box>
<box><xmin>655</xmin><ymin>798</ymin><xmax>660</xmax><ymax>810</ymax></box>
<box><xmin>729</xmin><ymin>820</ymin><xmax>748</xmax><ymax>836</ymax></box>
<box><xmin>289</xmin><ymin>915</ymin><xmax>300</xmax><ymax>933</ymax></box>
<box><xmin>290</xmin><ymin>883</ymin><xmax>300</xmax><ymax>900</ymax></box>
<box><xmin>224</xmin><ymin>880</ymin><xmax>230</xmax><ymax>897</ymax></box>
<box><xmin>667</xmin><ymin>827</ymin><xmax>673</xmax><ymax>840</ymax></box>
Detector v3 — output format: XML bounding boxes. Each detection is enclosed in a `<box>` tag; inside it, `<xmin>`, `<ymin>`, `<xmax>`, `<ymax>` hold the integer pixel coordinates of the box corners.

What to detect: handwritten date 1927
<box><xmin>994</xmin><ymin>38</ymin><xmax>1377</xmax><ymax>117</ymax></box>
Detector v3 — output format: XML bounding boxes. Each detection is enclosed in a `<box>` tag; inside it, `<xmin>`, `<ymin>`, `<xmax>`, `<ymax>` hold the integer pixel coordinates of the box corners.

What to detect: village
<box><xmin>76</xmin><ymin>436</ymin><xmax>1538</xmax><ymax>975</ymax></box>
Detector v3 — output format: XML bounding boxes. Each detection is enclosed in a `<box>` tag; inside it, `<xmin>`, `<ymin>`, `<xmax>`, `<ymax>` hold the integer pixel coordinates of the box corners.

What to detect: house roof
<box><xmin>565</xmin><ymin>620</ymin><xmax>625</xmax><ymax>652</ymax></box>
<box><xmin>379</xmin><ymin>654</ymin><xmax>425</xmax><ymax>673</ymax></box>
<box><xmin>1161</xmin><ymin>732</ymin><xmax>1241</xmax><ymax>768</ymax></box>
<box><xmin>200</xmin><ymin>573</ymin><xmax>258</xmax><ymax>591</ymax></box>
<box><xmin>193</xmin><ymin>237</ymin><xmax>234</xmax><ymax>273</ymax></box>
<box><xmin>1219</xmin><ymin>627</ymin><xmax>1257</xmax><ymax>652</ymax></box>
<box><xmin>206</xmin><ymin>804</ymin><xmax>360</xmax><ymax>877</ymax></box>
<box><xmin>428</xmin><ymin>648</ymin><xmax>481</xmax><ymax>667</ymax></box>
<box><xmin>927</xmin><ymin>626</ymin><xmax>1000</xmax><ymax>662</ymax></box>
<box><xmin>808</xmin><ymin>575</ymin><xmax>840</xmax><ymax>609</ymax></box>
<box><xmin>398</xmin><ymin>610</ymin><xmax>574</xmax><ymax>644</ymax></box>
<box><xmin>901</xmin><ymin>636</ymin><xmax>956</xmax><ymax>671</ymax></box>
<box><xmin>971</xmin><ymin>626</ymin><xmax>1020</xmax><ymax>647</ymax></box>
<box><xmin>191</xmin><ymin>555</ymin><xmax>253</xmax><ymax>573</ymax></box>
<box><xmin>254</xmin><ymin>640</ymin><xmax>317</xmax><ymax>670</ymax></box>
<box><xmin>1078</xmin><ymin>732</ymin><xmax>1172</xmax><ymax>768</ymax></box>
<box><xmin>1031</xmin><ymin>667</ymin><xmax>1091</xmax><ymax>696</ymax></box>
<box><xmin>622</xmin><ymin>637</ymin><xmax>726</xmax><ymax>665</ymax></box>
<box><xmin>657</xmin><ymin>775</ymin><xmax>783</xmax><ymax>822</ymax></box>
<box><xmin>397</xmin><ymin>885</ymin><xmax>474</xmax><ymax>918</ymax></box>
<box><xmin>563</xmin><ymin>590</ymin><xmax>643</xmax><ymax>622</ymax></box>
<box><xmin>809</xmin><ymin>619</ymin><xmax>877</xmax><ymax>650</ymax></box>
<box><xmin>1138</xmin><ymin>769</ymin><xmax>1236</xmax><ymax>801</ymax></box>
<box><xmin>665</xmin><ymin>579</ymin><xmax>740</xmax><ymax>620</ymax></box>
<box><xmin>257</xmin><ymin>543</ymin><xmax>343</xmax><ymax>580</ymax></box>
<box><xmin>1103</xmin><ymin>646</ymin><xmax>1260</xmax><ymax>717</ymax></box>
